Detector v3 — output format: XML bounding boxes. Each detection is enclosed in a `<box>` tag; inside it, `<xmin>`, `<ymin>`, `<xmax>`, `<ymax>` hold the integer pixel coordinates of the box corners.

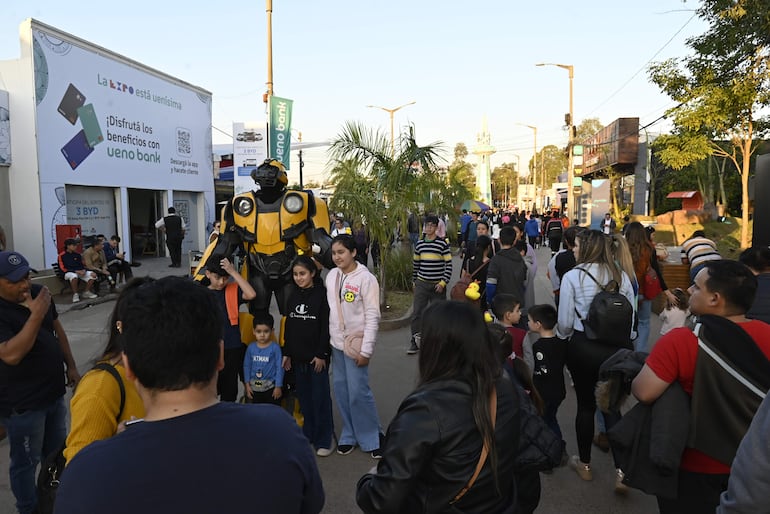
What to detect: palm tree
<box><xmin>328</xmin><ymin>121</ymin><xmax>447</xmax><ymax>305</ymax></box>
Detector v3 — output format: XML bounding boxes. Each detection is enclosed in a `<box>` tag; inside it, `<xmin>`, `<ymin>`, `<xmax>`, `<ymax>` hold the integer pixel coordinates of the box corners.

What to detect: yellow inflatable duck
<box><xmin>465</xmin><ymin>281</ymin><xmax>481</xmax><ymax>301</ymax></box>
<box><xmin>484</xmin><ymin>311</ymin><xmax>494</xmax><ymax>323</ymax></box>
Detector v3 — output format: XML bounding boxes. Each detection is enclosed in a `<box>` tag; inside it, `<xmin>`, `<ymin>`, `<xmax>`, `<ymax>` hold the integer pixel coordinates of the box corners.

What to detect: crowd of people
<box><xmin>2</xmin><ymin>202</ymin><xmax>770</xmax><ymax>513</ymax></box>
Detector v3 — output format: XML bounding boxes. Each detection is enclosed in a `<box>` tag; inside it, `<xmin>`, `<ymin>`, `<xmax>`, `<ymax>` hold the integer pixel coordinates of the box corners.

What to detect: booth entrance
<box><xmin>128</xmin><ymin>189</ymin><xmax>163</xmax><ymax>258</ymax></box>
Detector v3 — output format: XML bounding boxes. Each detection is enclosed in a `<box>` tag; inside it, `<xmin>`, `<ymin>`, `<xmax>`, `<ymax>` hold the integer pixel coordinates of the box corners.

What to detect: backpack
<box><xmin>36</xmin><ymin>362</ymin><xmax>126</xmax><ymax>514</ymax></box>
<box><xmin>575</xmin><ymin>267</ymin><xmax>634</xmax><ymax>347</ymax></box>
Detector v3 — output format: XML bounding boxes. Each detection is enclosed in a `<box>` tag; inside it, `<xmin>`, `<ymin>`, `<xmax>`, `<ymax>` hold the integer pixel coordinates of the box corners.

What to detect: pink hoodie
<box><xmin>326</xmin><ymin>263</ymin><xmax>381</xmax><ymax>358</ymax></box>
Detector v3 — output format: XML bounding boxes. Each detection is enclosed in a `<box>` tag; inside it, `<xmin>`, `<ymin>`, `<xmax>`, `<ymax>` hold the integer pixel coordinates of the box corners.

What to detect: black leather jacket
<box><xmin>356</xmin><ymin>376</ymin><xmax>520</xmax><ymax>514</ymax></box>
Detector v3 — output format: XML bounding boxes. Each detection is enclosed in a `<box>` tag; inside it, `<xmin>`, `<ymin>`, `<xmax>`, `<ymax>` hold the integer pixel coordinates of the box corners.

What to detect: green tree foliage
<box><xmin>447</xmin><ymin>143</ymin><xmax>477</xmax><ymax>193</ymax></box>
<box><xmin>648</xmin><ymin>0</ymin><xmax>770</xmax><ymax>247</ymax></box>
<box><xmin>327</xmin><ymin>121</ymin><xmax>448</xmax><ymax>301</ymax></box>
<box><xmin>491</xmin><ymin>163</ymin><xmax>517</xmax><ymax>207</ymax></box>
<box><xmin>576</xmin><ymin>117</ymin><xmax>603</xmax><ymax>142</ymax></box>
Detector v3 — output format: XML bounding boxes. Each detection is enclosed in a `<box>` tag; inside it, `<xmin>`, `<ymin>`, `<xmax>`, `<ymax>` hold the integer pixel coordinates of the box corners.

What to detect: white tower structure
<box><xmin>472</xmin><ymin>117</ymin><xmax>496</xmax><ymax>206</ymax></box>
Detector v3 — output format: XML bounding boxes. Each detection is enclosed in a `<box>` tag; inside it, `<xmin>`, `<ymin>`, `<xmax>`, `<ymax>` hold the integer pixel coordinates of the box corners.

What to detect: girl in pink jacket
<box><xmin>326</xmin><ymin>235</ymin><xmax>384</xmax><ymax>458</ymax></box>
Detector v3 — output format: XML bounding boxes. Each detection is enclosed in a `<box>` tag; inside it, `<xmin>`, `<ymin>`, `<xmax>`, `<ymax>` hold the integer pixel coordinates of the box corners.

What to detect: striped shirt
<box><xmin>413</xmin><ymin>237</ymin><xmax>452</xmax><ymax>285</ymax></box>
<box><xmin>681</xmin><ymin>236</ymin><xmax>721</xmax><ymax>269</ymax></box>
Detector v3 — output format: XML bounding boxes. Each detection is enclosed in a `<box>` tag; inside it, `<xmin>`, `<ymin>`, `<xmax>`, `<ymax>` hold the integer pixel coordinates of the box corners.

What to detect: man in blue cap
<box><xmin>0</xmin><ymin>251</ymin><xmax>80</xmax><ymax>514</ymax></box>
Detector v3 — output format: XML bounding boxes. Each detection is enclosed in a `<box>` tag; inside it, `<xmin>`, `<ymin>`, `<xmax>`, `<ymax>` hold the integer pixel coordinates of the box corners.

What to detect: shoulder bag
<box><xmin>450</xmin><ymin>260</ymin><xmax>489</xmax><ymax>305</ymax></box>
<box><xmin>450</xmin><ymin>387</ymin><xmax>497</xmax><ymax>505</ymax></box>
<box><xmin>335</xmin><ymin>272</ymin><xmax>364</xmax><ymax>360</ymax></box>
<box><xmin>36</xmin><ymin>362</ymin><xmax>126</xmax><ymax>514</ymax></box>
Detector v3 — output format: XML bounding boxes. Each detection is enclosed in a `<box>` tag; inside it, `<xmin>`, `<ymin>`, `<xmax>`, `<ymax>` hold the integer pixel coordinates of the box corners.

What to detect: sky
<box><xmin>0</xmin><ymin>0</ymin><xmax>706</xmax><ymax>185</ymax></box>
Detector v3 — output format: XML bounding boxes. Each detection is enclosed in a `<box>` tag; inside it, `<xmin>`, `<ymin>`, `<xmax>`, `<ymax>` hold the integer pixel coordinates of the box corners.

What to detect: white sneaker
<box><xmin>615</xmin><ymin>468</ymin><xmax>629</xmax><ymax>494</ymax></box>
<box><xmin>82</xmin><ymin>291</ymin><xmax>98</xmax><ymax>299</ymax></box>
<box><xmin>316</xmin><ymin>445</ymin><xmax>335</xmax><ymax>457</ymax></box>
<box><xmin>72</xmin><ymin>293</ymin><xmax>80</xmax><ymax>303</ymax></box>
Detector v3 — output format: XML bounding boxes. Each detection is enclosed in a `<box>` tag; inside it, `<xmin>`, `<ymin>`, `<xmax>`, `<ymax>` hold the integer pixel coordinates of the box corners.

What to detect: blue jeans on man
<box><xmin>0</xmin><ymin>397</ymin><xmax>67</xmax><ymax>514</ymax></box>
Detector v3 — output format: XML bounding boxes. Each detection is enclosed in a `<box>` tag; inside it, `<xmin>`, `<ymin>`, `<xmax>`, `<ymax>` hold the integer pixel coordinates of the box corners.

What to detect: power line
<box><xmin>586</xmin><ymin>12</ymin><xmax>698</xmax><ymax>116</ymax></box>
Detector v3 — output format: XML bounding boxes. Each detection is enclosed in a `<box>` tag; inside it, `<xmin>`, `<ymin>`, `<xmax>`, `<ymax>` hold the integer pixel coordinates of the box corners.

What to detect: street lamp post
<box><xmin>265</xmin><ymin>0</ymin><xmax>274</xmax><ymax>99</ymax></box>
<box><xmin>536</xmin><ymin>62</ymin><xmax>574</xmax><ymax>218</ymax></box>
<box><xmin>366</xmin><ymin>101</ymin><xmax>416</xmax><ymax>156</ymax></box>
<box><xmin>517</xmin><ymin>124</ymin><xmax>538</xmax><ymax>211</ymax></box>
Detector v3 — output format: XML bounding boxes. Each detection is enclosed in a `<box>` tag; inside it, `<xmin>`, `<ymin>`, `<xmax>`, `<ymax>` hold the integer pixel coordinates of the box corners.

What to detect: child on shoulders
<box><xmin>243</xmin><ymin>313</ymin><xmax>284</xmax><ymax>405</ymax></box>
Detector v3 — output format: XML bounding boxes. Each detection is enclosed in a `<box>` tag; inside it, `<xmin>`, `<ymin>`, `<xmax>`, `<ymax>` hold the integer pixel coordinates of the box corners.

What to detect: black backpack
<box><xmin>575</xmin><ymin>267</ymin><xmax>634</xmax><ymax>347</ymax></box>
<box><xmin>36</xmin><ymin>362</ymin><xmax>126</xmax><ymax>514</ymax></box>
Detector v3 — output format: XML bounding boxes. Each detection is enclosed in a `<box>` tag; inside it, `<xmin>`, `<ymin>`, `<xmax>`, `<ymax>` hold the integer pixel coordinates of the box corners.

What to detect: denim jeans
<box><xmin>294</xmin><ymin>361</ymin><xmax>334</xmax><ymax>450</ymax></box>
<box><xmin>0</xmin><ymin>397</ymin><xmax>67</xmax><ymax>514</ymax></box>
<box><xmin>636</xmin><ymin>299</ymin><xmax>653</xmax><ymax>353</ymax></box>
<box><xmin>331</xmin><ymin>348</ymin><xmax>381</xmax><ymax>451</ymax></box>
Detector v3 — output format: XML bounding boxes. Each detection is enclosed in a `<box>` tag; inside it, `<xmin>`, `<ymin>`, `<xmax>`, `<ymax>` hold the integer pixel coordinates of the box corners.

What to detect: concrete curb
<box><xmin>379</xmin><ymin>305</ymin><xmax>413</xmax><ymax>332</ymax></box>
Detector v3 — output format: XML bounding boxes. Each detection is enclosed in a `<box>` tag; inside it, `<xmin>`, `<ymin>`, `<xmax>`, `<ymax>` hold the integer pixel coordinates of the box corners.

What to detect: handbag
<box><xmin>335</xmin><ymin>272</ymin><xmax>364</xmax><ymax>360</ymax></box>
<box><xmin>643</xmin><ymin>266</ymin><xmax>663</xmax><ymax>300</ymax></box>
<box><xmin>450</xmin><ymin>260</ymin><xmax>489</xmax><ymax>305</ymax></box>
<box><xmin>450</xmin><ymin>387</ymin><xmax>497</xmax><ymax>505</ymax></box>
<box><xmin>37</xmin><ymin>362</ymin><xmax>126</xmax><ymax>514</ymax></box>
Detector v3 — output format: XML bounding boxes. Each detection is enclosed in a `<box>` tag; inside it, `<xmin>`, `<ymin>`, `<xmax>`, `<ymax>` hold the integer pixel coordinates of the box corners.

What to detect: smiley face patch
<box><xmin>344</xmin><ymin>291</ymin><xmax>356</xmax><ymax>303</ymax></box>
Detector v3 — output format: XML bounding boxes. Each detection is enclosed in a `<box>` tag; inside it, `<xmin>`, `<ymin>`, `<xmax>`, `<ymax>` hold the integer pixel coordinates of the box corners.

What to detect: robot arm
<box><xmin>192</xmin><ymin>201</ymin><xmax>246</xmax><ymax>281</ymax></box>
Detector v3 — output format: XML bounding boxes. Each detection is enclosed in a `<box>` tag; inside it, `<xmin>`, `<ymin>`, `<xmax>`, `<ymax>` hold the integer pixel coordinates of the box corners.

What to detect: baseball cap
<box><xmin>0</xmin><ymin>251</ymin><xmax>37</xmax><ymax>282</ymax></box>
<box><xmin>64</xmin><ymin>238</ymin><xmax>80</xmax><ymax>246</ymax></box>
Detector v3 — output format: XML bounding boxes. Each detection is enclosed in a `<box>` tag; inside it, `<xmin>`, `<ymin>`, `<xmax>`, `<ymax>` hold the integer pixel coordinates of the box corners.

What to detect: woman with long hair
<box><xmin>356</xmin><ymin>301</ymin><xmax>519</xmax><ymax>513</ymax></box>
<box><xmin>624</xmin><ymin>222</ymin><xmax>675</xmax><ymax>352</ymax></box>
<box><xmin>63</xmin><ymin>278</ymin><xmax>152</xmax><ymax>463</ymax></box>
<box><xmin>556</xmin><ymin>229</ymin><xmax>635</xmax><ymax>491</ymax></box>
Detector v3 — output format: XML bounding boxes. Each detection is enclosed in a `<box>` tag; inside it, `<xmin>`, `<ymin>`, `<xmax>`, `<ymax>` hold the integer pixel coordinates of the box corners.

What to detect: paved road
<box><xmin>0</xmin><ymin>250</ymin><xmax>663</xmax><ymax>513</ymax></box>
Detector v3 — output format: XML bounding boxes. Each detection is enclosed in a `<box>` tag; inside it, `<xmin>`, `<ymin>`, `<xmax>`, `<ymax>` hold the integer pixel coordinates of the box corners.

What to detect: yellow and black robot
<box><xmin>194</xmin><ymin>158</ymin><xmax>332</xmax><ymax>316</ymax></box>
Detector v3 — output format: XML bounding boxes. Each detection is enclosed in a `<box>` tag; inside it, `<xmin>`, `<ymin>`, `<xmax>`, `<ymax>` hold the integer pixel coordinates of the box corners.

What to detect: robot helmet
<box><xmin>251</xmin><ymin>158</ymin><xmax>288</xmax><ymax>190</ymax></box>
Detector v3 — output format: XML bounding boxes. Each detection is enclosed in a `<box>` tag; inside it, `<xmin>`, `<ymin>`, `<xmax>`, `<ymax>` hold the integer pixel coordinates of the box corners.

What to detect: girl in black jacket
<box><xmin>282</xmin><ymin>255</ymin><xmax>334</xmax><ymax>457</ymax></box>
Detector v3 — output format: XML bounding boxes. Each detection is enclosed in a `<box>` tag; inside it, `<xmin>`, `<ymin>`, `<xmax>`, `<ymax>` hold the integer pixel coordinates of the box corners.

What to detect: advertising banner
<box><xmin>233</xmin><ymin>121</ymin><xmax>268</xmax><ymax>195</ymax></box>
<box><xmin>268</xmin><ymin>96</ymin><xmax>293</xmax><ymax>169</ymax></box>
<box><xmin>30</xmin><ymin>25</ymin><xmax>215</xmax><ymax>263</ymax></box>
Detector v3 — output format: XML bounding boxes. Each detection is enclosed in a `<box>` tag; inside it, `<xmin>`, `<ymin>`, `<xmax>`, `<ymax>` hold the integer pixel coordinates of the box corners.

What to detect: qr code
<box><xmin>176</xmin><ymin>128</ymin><xmax>191</xmax><ymax>156</ymax></box>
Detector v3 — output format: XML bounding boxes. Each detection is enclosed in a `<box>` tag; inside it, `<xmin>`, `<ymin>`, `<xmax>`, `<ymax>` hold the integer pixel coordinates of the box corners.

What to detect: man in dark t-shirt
<box><xmin>0</xmin><ymin>251</ymin><xmax>80</xmax><ymax>514</ymax></box>
<box><xmin>56</xmin><ymin>276</ymin><xmax>324</xmax><ymax>514</ymax></box>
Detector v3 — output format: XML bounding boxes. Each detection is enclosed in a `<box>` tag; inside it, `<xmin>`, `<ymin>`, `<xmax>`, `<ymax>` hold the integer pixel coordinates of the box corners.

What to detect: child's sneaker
<box><xmin>316</xmin><ymin>444</ymin><xmax>335</xmax><ymax>457</ymax></box>
<box><xmin>337</xmin><ymin>444</ymin><xmax>355</xmax><ymax>456</ymax></box>
<box><xmin>71</xmin><ymin>293</ymin><xmax>80</xmax><ymax>303</ymax></box>
<box><xmin>82</xmin><ymin>291</ymin><xmax>98</xmax><ymax>299</ymax></box>
<box><xmin>568</xmin><ymin>455</ymin><xmax>593</xmax><ymax>481</ymax></box>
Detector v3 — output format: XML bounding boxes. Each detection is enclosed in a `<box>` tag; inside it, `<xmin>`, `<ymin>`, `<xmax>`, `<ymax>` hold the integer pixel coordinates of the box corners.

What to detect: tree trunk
<box><xmin>378</xmin><ymin>241</ymin><xmax>387</xmax><ymax>307</ymax></box>
<box><xmin>741</xmin><ymin>145</ymin><xmax>751</xmax><ymax>248</ymax></box>
<box><xmin>648</xmin><ymin>175</ymin><xmax>656</xmax><ymax>216</ymax></box>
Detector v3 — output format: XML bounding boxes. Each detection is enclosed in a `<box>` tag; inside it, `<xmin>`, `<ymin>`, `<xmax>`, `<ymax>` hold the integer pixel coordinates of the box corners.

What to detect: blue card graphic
<box><xmin>61</xmin><ymin>130</ymin><xmax>94</xmax><ymax>170</ymax></box>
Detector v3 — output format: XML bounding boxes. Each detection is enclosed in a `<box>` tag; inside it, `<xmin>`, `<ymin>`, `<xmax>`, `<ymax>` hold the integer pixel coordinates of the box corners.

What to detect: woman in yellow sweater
<box><xmin>63</xmin><ymin>279</ymin><xmax>149</xmax><ymax>464</ymax></box>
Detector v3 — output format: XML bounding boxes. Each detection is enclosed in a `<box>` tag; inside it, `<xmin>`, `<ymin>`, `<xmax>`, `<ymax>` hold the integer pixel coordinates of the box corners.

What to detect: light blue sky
<box><xmin>0</xmin><ymin>1</ymin><xmax>704</xmax><ymax>184</ymax></box>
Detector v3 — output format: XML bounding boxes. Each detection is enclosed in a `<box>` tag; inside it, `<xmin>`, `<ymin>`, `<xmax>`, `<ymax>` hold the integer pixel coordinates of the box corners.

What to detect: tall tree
<box><xmin>447</xmin><ymin>142</ymin><xmax>477</xmax><ymax>194</ymax></box>
<box><xmin>576</xmin><ymin>117</ymin><xmax>603</xmax><ymax>142</ymax></box>
<box><xmin>328</xmin><ymin>122</ymin><xmax>445</xmax><ymax>303</ymax></box>
<box><xmin>491</xmin><ymin>163</ymin><xmax>517</xmax><ymax>207</ymax></box>
<box><xmin>649</xmin><ymin>0</ymin><xmax>770</xmax><ymax>247</ymax></box>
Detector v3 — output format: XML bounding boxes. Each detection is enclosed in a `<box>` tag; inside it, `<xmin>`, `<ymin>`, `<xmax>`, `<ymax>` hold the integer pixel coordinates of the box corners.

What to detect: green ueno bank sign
<box><xmin>269</xmin><ymin>96</ymin><xmax>293</xmax><ymax>169</ymax></box>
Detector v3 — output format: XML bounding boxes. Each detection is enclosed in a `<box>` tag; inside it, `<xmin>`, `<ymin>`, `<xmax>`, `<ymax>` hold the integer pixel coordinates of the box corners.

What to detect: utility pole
<box><xmin>298</xmin><ymin>131</ymin><xmax>304</xmax><ymax>189</ymax></box>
